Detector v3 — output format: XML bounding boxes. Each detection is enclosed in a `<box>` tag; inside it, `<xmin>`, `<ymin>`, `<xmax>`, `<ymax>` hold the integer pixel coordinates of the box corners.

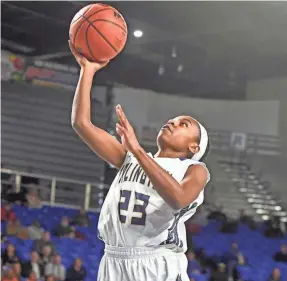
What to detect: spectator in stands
<box><xmin>22</xmin><ymin>251</ymin><xmax>44</xmax><ymax>279</ymax></box>
<box><xmin>232</xmin><ymin>253</ymin><xmax>250</xmax><ymax>281</ymax></box>
<box><xmin>12</xmin><ymin>262</ymin><xmax>22</xmax><ymax>281</ymax></box>
<box><xmin>54</xmin><ymin>217</ymin><xmax>74</xmax><ymax>238</ymax></box>
<box><xmin>209</xmin><ymin>263</ymin><xmax>228</xmax><ymax>281</ymax></box>
<box><xmin>45</xmin><ymin>255</ymin><xmax>66</xmax><ymax>281</ymax></box>
<box><xmin>265</xmin><ymin>215</ymin><xmax>284</xmax><ymax>238</ymax></box>
<box><xmin>2</xmin><ymin>232</ymin><xmax>8</xmax><ymax>242</ymax></box>
<box><xmin>72</xmin><ymin>208</ymin><xmax>90</xmax><ymax>227</ymax></box>
<box><xmin>208</xmin><ymin>206</ymin><xmax>227</xmax><ymax>222</ymax></box>
<box><xmin>6</xmin><ymin>219</ymin><xmax>29</xmax><ymax>239</ymax></box>
<box><xmin>2</xmin><ymin>243</ymin><xmax>19</xmax><ymax>266</ymax></box>
<box><xmin>4</xmin><ymin>187</ymin><xmax>28</xmax><ymax>206</ymax></box>
<box><xmin>1</xmin><ymin>203</ymin><xmax>17</xmax><ymax>222</ymax></box>
<box><xmin>27</xmin><ymin>272</ymin><xmax>38</xmax><ymax>281</ymax></box>
<box><xmin>34</xmin><ymin>232</ymin><xmax>56</xmax><ymax>256</ymax></box>
<box><xmin>66</xmin><ymin>258</ymin><xmax>87</xmax><ymax>281</ymax></box>
<box><xmin>268</xmin><ymin>268</ymin><xmax>281</xmax><ymax>281</ymax></box>
<box><xmin>195</xmin><ymin>248</ymin><xmax>217</xmax><ymax>271</ymax></box>
<box><xmin>40</xmin><ymin>246</ymin><xmax>53</xmax><ymax>268</ymax></box>
<box><xmin>2</xmin><ymin>266</ymin><xmax>19</xmax><ymax>281</ymax></box>
<box><xmin>45</xmin><ymin>277</ymin><xmax>55</xmax><ymax>281</ymax></box>
<box><xmin>186</xmin><ymin>251</ymin><xmax>202</xmax><ymax>275</ymax></box>
<box><xmin>27</xmin><ymin>220</ymin><xmax>44</xmax><ymax>240</ymax></box>
<box><xmin>225</xmin><ymin>242</ymin><xmax>240</xmax><ymax>279</ymax></box>
<box><xmin>26</xmin><ymin>187</ymin><xmax>42</xmax><ymax>209</ymax></box>
<box><xmin>273</xmin><ymin>244</ymin><xmax>287</xmax><ymax>263</ymax></box>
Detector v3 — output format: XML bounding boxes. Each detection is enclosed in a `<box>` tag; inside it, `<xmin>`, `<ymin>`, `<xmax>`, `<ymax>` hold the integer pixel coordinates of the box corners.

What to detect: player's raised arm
<box><xmin>69</xmin><ymin>41</ymin><xmax>126</xmax><ymax>169</ymax></box>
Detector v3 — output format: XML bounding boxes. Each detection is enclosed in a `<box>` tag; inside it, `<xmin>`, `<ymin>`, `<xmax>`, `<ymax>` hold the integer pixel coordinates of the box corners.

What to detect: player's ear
<box><xmin>188</xmin><ymin>142</ymin><xmax>200</xmax><ymax>155</ymax></box>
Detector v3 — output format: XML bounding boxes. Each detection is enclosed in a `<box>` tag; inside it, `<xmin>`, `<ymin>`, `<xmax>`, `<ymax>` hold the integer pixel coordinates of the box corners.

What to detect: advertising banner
<box><xmin>1</xmin><ymin>50</ymin><xmax>79</xmax><ymax>90</ymax></box>
<box><xmin>1</xmin><ymin>50</ymin><xmax>26</xmax><ymax>82</ymax></box>
<box><xmin>22</xmin><ymin>59</ymin><xmax>79</xmax><ymax>90</ymax></box>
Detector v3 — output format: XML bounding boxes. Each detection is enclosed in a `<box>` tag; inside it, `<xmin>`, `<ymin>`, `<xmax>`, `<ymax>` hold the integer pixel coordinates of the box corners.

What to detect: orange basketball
<box><xmin>69</xmin><ymin>3</ymin><xmax>128</xmax><ymax>62</ymax></box>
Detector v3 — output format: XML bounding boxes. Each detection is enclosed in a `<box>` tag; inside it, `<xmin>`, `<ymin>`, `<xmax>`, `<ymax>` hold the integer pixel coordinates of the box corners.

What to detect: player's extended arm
<box><xmin>70</xmin><ymin>42</ymin><xmax>126</xmax><ymax>169</ymax></box>
<box><xmin>115</xmin><ymin>105</ymin><xmax>208</xmax><ymax>209</ymax></box>
<box><xmin>135</xmin><ymin>150</ymin><xmax>208</xmax><ymax>209</ymax></box>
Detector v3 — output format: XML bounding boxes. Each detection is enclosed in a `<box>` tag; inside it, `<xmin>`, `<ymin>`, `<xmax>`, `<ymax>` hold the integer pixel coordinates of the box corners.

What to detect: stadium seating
<box><xmin>2</xmin><ymin>204</ymin><xmax>103</xmax><ymax>281</ymax></box>
<box><xmin>2</xmin><ymin>82</ymin><xmax>107</xmax><ymax>182</ymax></box>
<box><xmin>192</xmin><ymin>221</ymin><xmax>287</xmax><ymax>281</ymax></box>
<box><xmin>2</xmin><ymin>204</ymin><xmax>287</xmax><ymax>281</ymax></box>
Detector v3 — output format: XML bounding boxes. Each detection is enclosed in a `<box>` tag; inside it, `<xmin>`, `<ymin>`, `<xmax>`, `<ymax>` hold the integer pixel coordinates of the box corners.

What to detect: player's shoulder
<box><xmin>181</xmin><ymin>158</ymin><xmax>210</xmax><ymax>182</ymax></box>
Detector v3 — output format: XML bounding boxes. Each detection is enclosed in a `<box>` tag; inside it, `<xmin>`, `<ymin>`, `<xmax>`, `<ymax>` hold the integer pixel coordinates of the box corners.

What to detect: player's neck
<box><xmin>154</xmin><ymin>149</ymin><xmax>186</xmax><ymax>159</ymax></box>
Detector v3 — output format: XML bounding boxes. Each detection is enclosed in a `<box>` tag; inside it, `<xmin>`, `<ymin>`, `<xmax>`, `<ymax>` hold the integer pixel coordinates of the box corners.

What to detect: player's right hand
<box><xmin>68</xmin><ymin>40</ymin><xmax>109</xmax><ymax>72</ymax></box>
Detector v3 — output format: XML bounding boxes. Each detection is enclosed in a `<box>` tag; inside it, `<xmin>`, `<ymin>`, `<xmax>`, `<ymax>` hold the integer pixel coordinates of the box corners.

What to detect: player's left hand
<box><xmin>115</xmin><ymin>105</ymin><xmax>142</xmax><ymax>154</ymax></box>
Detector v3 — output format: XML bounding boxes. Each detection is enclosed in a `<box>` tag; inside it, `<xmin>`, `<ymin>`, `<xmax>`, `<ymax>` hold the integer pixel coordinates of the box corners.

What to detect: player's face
<box><xmin>157</xmin><ymin>116</ymin><xmax>200</xmax><ymax>156</ymax></box>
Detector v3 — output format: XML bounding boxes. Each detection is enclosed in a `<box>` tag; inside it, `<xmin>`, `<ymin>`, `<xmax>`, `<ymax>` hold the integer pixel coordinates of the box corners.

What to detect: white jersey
<box><xmin>98</xmin><ymin>152</ymin><xmax>210</xmax><ymax>253</ymax></box>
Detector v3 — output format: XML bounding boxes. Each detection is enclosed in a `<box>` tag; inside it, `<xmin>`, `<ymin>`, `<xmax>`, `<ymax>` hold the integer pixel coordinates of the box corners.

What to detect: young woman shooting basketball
<box><xmin>70</xmin><ymin>41</ymin><xmax>210</xmax><ymax>281</ymax></box>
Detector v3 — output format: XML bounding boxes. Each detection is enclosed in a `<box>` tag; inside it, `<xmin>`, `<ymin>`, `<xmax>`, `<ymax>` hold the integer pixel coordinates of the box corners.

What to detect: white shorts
<box><xmin>97</xmin><ymin>245</ymin><xmax>189</xmax><ymax>281</ymax></box>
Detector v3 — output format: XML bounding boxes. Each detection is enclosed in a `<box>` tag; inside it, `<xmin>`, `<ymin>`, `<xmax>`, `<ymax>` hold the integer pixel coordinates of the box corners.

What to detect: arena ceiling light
<box><xmin>133</xmin><ymin>30</ymin><xmax>143</xmax><ymax>38</ymax></box>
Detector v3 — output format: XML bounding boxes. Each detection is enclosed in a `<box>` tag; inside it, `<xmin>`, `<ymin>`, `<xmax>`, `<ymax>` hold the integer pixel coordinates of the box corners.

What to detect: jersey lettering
<box><xmin>117</xmin><ymin>163</ymin><xmax>154</xmax><ymax>188</ymax></box>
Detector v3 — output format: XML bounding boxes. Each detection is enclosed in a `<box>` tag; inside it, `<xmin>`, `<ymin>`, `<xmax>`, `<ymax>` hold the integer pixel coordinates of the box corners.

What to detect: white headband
<box><xmin>192</xmin><ymin>121</ymin><xmax>208</xmax><ymax>161</ymax></box>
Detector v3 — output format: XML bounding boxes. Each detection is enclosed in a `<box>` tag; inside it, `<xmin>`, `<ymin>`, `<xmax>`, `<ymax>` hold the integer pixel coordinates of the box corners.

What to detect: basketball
<box><xmin>69</xmin><ymin>3</ymin><xmax>128</xmax><ymax>62</ymax></box>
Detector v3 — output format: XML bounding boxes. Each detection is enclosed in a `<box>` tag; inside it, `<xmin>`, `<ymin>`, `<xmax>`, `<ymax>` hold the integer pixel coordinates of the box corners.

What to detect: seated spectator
<box><xmin>233</xmin><ymin>253</ymin><xmax>250</xmax><ymax>281</ymax></box>
<box><xmin>66</xmin><ymin>258</ymin><xmax>86</xmax><ymax>281</ymax></box>
<box><xmin>265</xmin><ymin>215</ymin><xmax>284</xmax><ymax>238</ymax></box>
<box><xmin>187</xmin><ymin>251</ymin><xmax>202</xmax><ymax>275</ymax></box>
<box><xmin>72</xmin><ymin>208</ymin><xmax>90</xmax><ymax>227</ymax></box>
<box><xmin>27</xmin><ymin>272</ymin><xmax>38</xmax><ymax>281</ymax></box>
<box><xmin>46</xmin><ymin>276</ymin><xmax>55</xmax><ymax>281</ymax></box>
<box><xmin>40</xmin><ymin>246</ymin><xmax>53</xmax><ymax>268</ymax></box>
<box><xmin>54</xmin><ymin>217</ymin><xmax>74</xmax><ymax>238</ymax></box>
<box><xmin>2</xmin><ymin>232</ymin><xmax>8</xmax><ymax>242</ymax></box>
<box><xmin>4</xmin><ymin>187</ymin><xmax>28</xmax><ymax>206</ymax></box>
<box><xmin>34</xmin><ymin>232</ymin><xmax>56</xmax><ymax>256</ymax></box>
<box><xmin>225</xmin><ymin>242</ymin><xmax>240</xmax><ymax>278</ymax></box>
<box><xmin>273</xmin><ymin>244</ymin><xmax>287</xmax><ymax>262</ymax></box>
<box><xmin>209</xmin><ymin>263</ymin><xmax>228</xmax><ymax>281</ymax></box>
<box><xmin>1</xmin><ymin>203</ymin><xmax>17</xmax><ymax>222</ymax></box>
<box><xmin>12</xmin><ymin>262</ymin><xmax>22</xmax><ymax>281</ymax></box>
<box><xmin>2</xmin><ymin>243</ymin><xmax>19</xmax><ymax>266</ymax></box>
<box><xmin>6</xmin><ymin>220</ymin><xmax>29</xmax><ymax>239</ymax></box>
<box><xmin>268</xmin><ymin>268</ymin><xmax>281</xmax><ymax>281</ymax></box>
<box><xmin>45</xmin><ymin>255</ymin><xmax>66</xmax><ymax>281</ymax></box>
<box><xmin>195</xmin><ymin>248</ymin><xmax>217</xmax><ymax>271</ymax></box>
<box><xmin>22</xmin><ymin>251</ymin><xmax>44</xmax><ymax>279</ymax></box>
<box><xmin>2</xmin><ymin>266</ymin><xmax>19</xmax><ymax>281</ymax></box>
<box><xmin>26</xmin><ymin>186</ymin><xmax>42</xmax><ymax>209</ymax></box>
<box><xmin>28</xmin><ymin>221</ymin><xmax>44</xmax><ymax>240</ymax></box>
<box><xmin>220</xmin><ymin>219</ymin><xmax>238</xmax><ymax>233</ymax></box>
<box><xmin>208</xmin><ymin>206</ymin><xmax>227</xmax><ymax>222</ymax></box>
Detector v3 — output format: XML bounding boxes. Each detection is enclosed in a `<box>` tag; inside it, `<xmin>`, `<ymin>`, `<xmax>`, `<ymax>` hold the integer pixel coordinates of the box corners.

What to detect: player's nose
<box><xmin>167</xmin><ymin>120</ymin><xmax>175</xmax><ymax>127</ymax></box>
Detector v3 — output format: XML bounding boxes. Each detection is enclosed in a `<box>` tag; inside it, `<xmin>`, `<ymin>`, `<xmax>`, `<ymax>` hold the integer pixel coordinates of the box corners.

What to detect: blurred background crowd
<box><xmin>1</xmin><ymin>1</ymin><xmax>287</xmax><ymax>281</ymax></box>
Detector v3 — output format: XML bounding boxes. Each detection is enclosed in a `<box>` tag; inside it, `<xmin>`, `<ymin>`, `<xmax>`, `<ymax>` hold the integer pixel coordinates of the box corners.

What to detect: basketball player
<box><xmin>69</xmin><ymin>41</ymin><xmax>210</xmax><ymax>281</ymax></box>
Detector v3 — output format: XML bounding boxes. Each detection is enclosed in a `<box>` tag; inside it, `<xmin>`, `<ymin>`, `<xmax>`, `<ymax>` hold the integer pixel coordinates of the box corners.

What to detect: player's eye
<box><xmin>180</xmin><ymin>122</ymin><xmax>188</xmax><ymax>127</ymax></box>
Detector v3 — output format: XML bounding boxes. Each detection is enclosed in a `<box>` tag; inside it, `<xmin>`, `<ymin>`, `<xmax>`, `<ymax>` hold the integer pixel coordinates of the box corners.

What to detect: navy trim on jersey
<box><xmin>160</xmin><ymin>202</ymin><xmax>198</xmax><ymax>247</ymax></box>
<box><xmin>179</xmin><ymin>157</ymin><xmax>187</xmax><ymax>161</ymax></box>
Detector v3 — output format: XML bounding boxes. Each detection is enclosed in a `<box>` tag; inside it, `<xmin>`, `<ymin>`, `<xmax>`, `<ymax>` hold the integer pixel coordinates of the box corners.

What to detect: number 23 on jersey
<box><xmin>118</xmin><ymin>190</ymin><xmax>150</xmax><ymax>226</ymax></box>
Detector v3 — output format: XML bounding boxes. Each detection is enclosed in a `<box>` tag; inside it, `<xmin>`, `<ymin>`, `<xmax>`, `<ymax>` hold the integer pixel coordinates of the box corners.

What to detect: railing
<box><xmin>1</xmin><ymin>168</ymin><xmax>109</xmax><ymax>212</ymax></box>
